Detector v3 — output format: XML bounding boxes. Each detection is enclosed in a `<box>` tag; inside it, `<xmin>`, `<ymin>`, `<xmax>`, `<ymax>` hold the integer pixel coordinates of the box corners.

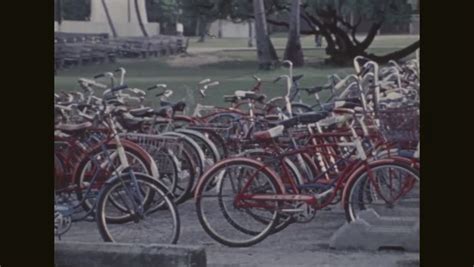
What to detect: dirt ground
<box><xmin>60</xmin><ymin>201</ymin><xmax>419</xmax><ymax>267</ymax></box>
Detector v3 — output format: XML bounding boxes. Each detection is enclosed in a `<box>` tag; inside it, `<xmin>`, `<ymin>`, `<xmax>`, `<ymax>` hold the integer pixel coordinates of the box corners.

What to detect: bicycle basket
<box><xmin>377</xmin><ymin>106</ymin><xmax>419</xmax><ymax>144</ymax></box>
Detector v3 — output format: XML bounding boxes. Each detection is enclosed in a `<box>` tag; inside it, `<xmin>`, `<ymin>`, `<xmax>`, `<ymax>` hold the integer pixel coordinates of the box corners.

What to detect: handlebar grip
<box><xmin>94</xmin><ymin>73</ymin><xmax>105</xmax><ymax>79</ymax></box>
<box><xmin>114</xmin><ymin>68</ymin><xmax>125</xmax><ymax>72</ymax></box>
<box><xmin>199</xmin><ymin>78</ymin><xmax>211</xmax><ymax>85</ymax></box>
<box><xmin>207</xmin><ymin>81</ymin><xmax>219</xmax><ymax>87</ymax></box>
<box><xmin>156</xmin><ymin>92</ymin><xmax>164</xmax><ymax>97</ymax></box>
<box><xmin>282</xmin><ymin>60</ymin><xmax>293</xmax><ymax>67</ymax></box>
<box><xmin>111</xmin><ymin>84</ymin><xmax>129</xmax><ymax>92</ymax></box>
<box><xmin>148</xmin><ymin>84</ymin><xmax>167</xmax><ymax>90</ymax></box>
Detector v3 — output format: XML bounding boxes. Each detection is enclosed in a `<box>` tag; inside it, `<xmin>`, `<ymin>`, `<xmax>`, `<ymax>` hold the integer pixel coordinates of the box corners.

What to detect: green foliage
<box><xmin>146</xmin><ymin>0</ymin><xmax>180</xmax><ymax>23</ymax></box>
<box><xmin>60</xmin><ymin>0</ymin><xmax>91</xmax><ymax>21</ymax></box>
<box><xmin>304</xmin><ymin>0</ymin><xmax>413</xmax><ymax>25</ymax></box>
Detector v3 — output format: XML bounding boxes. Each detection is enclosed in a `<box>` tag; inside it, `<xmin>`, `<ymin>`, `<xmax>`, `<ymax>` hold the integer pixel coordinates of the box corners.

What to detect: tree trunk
<box><xmin>134</xmin><ymin>0</ymin><xmax>149</xmax><ymax>37</ymax></box>
<box><xmin>218</xmin><ymin>19</ymin><xmax>223</xmax><ymax>38</ymax></box>
<box><xmin>56</xmin><ymin>0</ymin><xmax>63</xmax><ymax>25</ymax></box>
<box><xmin>195</xmin><ymin>17</ymin><xmax>200</xmax><ymax>36</ymax></box>
<box><xmin>283</xmin><ymin>0</ymin><xmax>304</xmax><ymax>66</ymax></box>
<box><xmin>253</xmin><ymin>0</ymin><xmax>279</xmax><ymax>69</ymax></box>
<box><xmin>364</xmin><ymin>40</ymin><xmax>420</xmax><ymax>63</ymax></box>
<box><xmin>198</xmin><ymin>17</ymin><xmax>206</xmax><ymax>42</ymax></box>
<box><xmin>248</xmin><ymin>20</ymin><xmax>254</xmax><ymax>47</ymax></box>
<box><xmin>272</xmin><ymin>10</ymin><xmax>419</xmax><ymax>66</ymax></box>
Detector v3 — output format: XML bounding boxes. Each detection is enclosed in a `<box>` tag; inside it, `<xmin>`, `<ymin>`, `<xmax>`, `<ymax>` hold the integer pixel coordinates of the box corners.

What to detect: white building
<box><xmin>55</xmin><ymin>0</ymin><xmax>160</xmax><ymax>37</ymax></box>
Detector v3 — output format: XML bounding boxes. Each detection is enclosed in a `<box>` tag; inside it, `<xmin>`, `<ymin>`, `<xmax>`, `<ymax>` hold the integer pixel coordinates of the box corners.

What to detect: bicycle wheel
<box><xmin>74</xmin><ymin>144</ymin><xmax>155</xmax><ymax>212</ymax></box>
<box><xmin>195</xmin><ymin>158</ymin><xmax>282</xmax><ymax>247</ymax></box>
<box><xmin>96</xmin><ymin>173</ymin><xmax>180</xmax><ymax>244</ymax></box>
<box><xmin>343</xmin><ymin>160</ymin><xmax>420</xmax><ymax>222</ymax></box>
<box><xmin>164</xmin><ymin>147</ymin><xmax>196</xmax><ymax>204</ymax></box>
<box><xmin>175</xmin><ymin>128</ymin><xmax>221</xmax><ymax>171</ymax></box>
<box><xmin>160</xmin><ymin>132</ymin><xmax>204</xmax><ymax>197</ymax></box>
<box><xmin>54</xmin><ymin>154</ymin><xmax>66</xmax><ymax>191</ymax></box>
<box><xmin>191</xmin><ymin>128</ymin><xmax>229</xmax><ymax>159</ymax></box>
<box><xmin>237</xmin><ymin>149</ymin><xmax>299</xmax><ymax>233</ymax></box>
<box><xmin>137</xmin><ymin>143</ymin><xmax>178</xmax><ymax>198</ymax></box>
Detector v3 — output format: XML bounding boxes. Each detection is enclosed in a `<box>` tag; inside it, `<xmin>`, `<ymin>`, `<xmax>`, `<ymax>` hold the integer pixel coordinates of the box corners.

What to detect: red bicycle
<box><xmin>193</xmin><ymin>111</ymin><xmax>419</xmax><ymax>247</ymax></box>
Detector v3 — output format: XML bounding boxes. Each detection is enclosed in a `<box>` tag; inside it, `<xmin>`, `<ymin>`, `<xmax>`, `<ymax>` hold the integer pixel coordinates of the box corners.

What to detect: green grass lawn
<box><xmin>54</xmin><ymin>35</ymin><xmax>418</xmax><ymax>111</ymax></box>
<box><xmin>187</xmin><ymin>34</ymin><xmax>419</xmax><ymax>50</ymax></box>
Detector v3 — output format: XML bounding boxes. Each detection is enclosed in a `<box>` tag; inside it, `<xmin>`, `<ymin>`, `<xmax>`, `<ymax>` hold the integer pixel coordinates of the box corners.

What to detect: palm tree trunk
<box><xmin>253</xmin><ymin>0</ymin><xmax>279</xmax><ymax>69</ymax></box>
<box><xmin>283</xmin><ymin>0</ymin><xmax>304</xmax><ymax>66</ymax></box>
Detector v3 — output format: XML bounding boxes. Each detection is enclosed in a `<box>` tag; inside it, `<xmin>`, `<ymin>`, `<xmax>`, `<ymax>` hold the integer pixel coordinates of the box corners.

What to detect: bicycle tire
<box><xmin>195</xmin><ymin>158</ymin><xmax>283</xmax><ymax>247</ymax></box>
<box><xmin>343</xmin><ymin>160</ymin><xmax>419</xmax><ymax>222</ymax></box>
<box><xmin>96</xmin><ymin>173</ymin><xmax>180</xmax><ymax>244</ymax></box>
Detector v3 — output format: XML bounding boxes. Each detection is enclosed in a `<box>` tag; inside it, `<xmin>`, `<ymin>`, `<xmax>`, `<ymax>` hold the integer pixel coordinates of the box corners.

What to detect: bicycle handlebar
<box><xmin>199</xmin><ymin>81</ymin><xmax>220</xmax><ymax>97</ymax></box>
<box><xmin>78</xmin><ymin>78</ymin><xmax>107</xmax><ymax>89</ymax></box>
<box><xmin>114</xmin><ymin>67</ymin><xmax>126</xmax><ymax>85</ymax></box>
<box><xmin>251</xmin><ymin>75</ymin><xmax>262</xmax><ymax>92</ymax></box>
<box><xmin>282</xmin><ymin>60</ymin><xmax>293</xmax><ymax>81</ymax></box>
<box><xmin>147</xmin><ymin>84</ymin><xmax>167</xmax><ymax>90</ymax></box>
<box><xmin>206</xmin><ymin>81</ymin><xmax>219</xmax><ymax>88</ymax></box>
<box><xmin>199</xmin><ymin>78</ymin><xmax>211</xmax><ymax>85</ymax></box>
<box><xmin>94</xmin><ymin>72</ymin><xmax>113</xmax><ymax>79</ymax></box>
<box><xmin>156</xmin><ymin>89</ymin><xmax>173</xmax><ymax>98</ymax></box>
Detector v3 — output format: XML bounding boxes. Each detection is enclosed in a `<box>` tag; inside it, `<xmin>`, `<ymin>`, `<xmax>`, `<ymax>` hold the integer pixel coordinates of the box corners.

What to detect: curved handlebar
<box><xmin>114</xmin><ymin>67</ymin><xmax>126</xmax><ymax>85</ymax></box>
<box><xmin>206</xmin><ymin>81</ymin><xmax>219</xmax><ymax>88</ymax></box>
<box><xmin>147</xmin><ymin>84</ymin><xmax>167</xmax><ymax>90</ymax></box>
<box><xmin>78</xmin><ymin>78</ymin><xmax>108</xmax><ymax>89</ymax></box>
<box><xmin>282</xmin><ymin>60</ymin><xmax>293</xmax><ymax>80</ymax></box>
<box><xmin>199</xmin><ymin>78</ymin><xmax>211</xmax><ymax>85</ymax></box>
<box><xmin>94</xmin><ymin>72</ymin><xmax>113</xmax><ymax>79</ymax></box>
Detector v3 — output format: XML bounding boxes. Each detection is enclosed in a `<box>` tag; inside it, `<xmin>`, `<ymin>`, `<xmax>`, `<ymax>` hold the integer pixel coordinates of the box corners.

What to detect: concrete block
<box><xmin>370</xmin><ymin>205</ymin><xmax>419</xmax><ymax>217</ymax></box>
<box><xmin>55</xmin><ymin>241</ymin><xmax>206</xmax><ymax>267</ymax></box>
<box><xmin>356</xmin><ymin>209</ymin><xmax>418</xmax><ymax>227</ymax></box>
<box><xmin>329</xmin><ymin>210</ymin><xmax>419</xmax><ymax>252</ymax></box>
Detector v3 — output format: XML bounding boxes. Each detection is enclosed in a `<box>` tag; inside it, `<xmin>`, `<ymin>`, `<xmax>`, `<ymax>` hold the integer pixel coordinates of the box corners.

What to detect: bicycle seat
<box><xmin>253</xmin><ymin>125</ymin><xmax>285</xmax><ymax>141</ymax></box>
<box><xmin>160</xmin><ymin>100</ymin><xmax>186</xmax><ymax>112</ymax></box>
<box><xmin>223</xmin><ymin>95</ymin><xmax>239</xmax><ymax>103</ymax></box>
<box><xmin>234</xmin><ymin>90</ymin><xmax>266</xmax><ymax>103</ymax></box>
<box><xmin>293</xmin><ymin>74</ymin><xmax>304</xmax><ymax>82</ymax></box>
<box><xmin>278</xmin><ymin>112</ymin><xmax>329</xmax><ymax>128</ymax></box>
<box><xmin>321</xmin><ymin>100</ymin><xmax>362</xmax><ymax>112</ymax></box>
<box><xmin>154</xmin><ymin>106</ymin><xmax>173</xmax><ymax>118</ymax></box>
<box><xmin>55</xmin><ymin>121</ymin><xmax>92</xmax><ymax>134</ymax></box>
<box><xmin>129</xmin><ymin>107</ymin><xmax>154</xmax><ymax>117</ymax></box>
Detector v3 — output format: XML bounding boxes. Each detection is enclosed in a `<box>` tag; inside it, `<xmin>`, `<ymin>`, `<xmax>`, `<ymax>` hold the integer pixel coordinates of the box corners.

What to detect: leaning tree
<box><xmin>265</xmin><ymin>0</ymin><xmax>419</xmax><ymax>65</ymax></box>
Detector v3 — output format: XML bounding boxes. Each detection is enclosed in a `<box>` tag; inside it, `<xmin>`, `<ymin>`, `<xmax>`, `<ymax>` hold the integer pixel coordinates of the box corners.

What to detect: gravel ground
<box><xmin>59</xmin><ymin>200</ymin><xmax>419</xmax><ymax>267</ymax></box>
